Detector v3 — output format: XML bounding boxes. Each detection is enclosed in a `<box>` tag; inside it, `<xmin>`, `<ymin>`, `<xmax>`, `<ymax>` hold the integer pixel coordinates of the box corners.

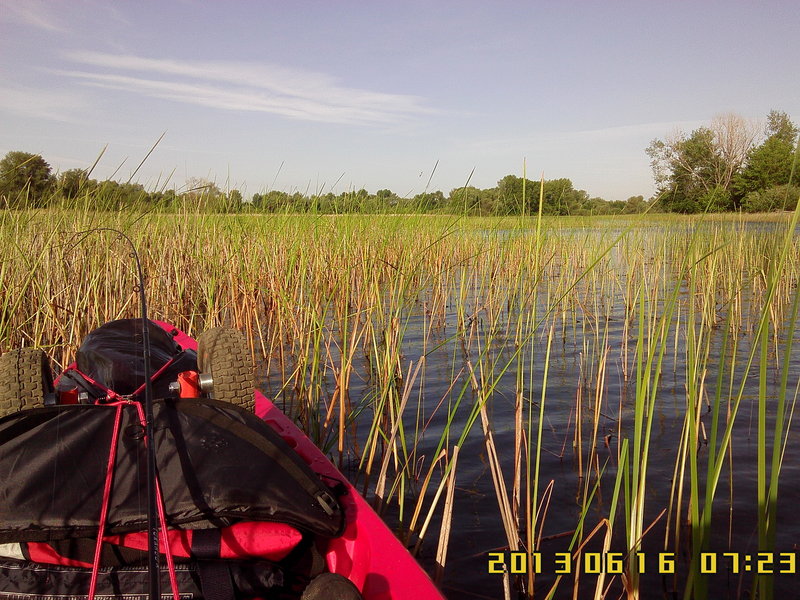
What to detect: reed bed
<box><xmin>1</xmin><ymin>206</ymin><xmax>799</xmax><ymax>599</ymax></box>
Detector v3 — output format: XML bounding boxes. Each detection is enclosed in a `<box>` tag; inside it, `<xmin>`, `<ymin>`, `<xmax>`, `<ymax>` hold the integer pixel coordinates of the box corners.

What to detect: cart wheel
<box><xmin>196</xmin><ymin>328</ymin><xmax>254</xmax><ymax>411</ymax></box>
<box><xmin>0</xmin><ymin>348</ymin><xmax>54</xmax><ymax>418</ymax></box>
<box><xmin>301</xmin><ymin>573</ymin><xmax>363</xmax><ymax>600</ymax></box>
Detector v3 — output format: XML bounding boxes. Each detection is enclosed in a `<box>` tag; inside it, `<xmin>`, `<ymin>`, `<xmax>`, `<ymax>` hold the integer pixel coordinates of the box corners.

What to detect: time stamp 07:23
<box><xmin>487</xmin><ymin>551</ymin><xmax>798</xmax><ymax>576</ymax></box>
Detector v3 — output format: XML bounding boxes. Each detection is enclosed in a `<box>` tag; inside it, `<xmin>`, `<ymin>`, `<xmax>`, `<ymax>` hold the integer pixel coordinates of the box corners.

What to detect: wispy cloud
<box><xmin>0</xmin><ymin>84</ymin><xmax>83</xmax><ymax>122</ymax></box>
<box><xmin>60</xmin><ymin>51</ymin><xmax>433</xmax><ymax>125</ymax></box>
<box><xmin>1</xmin><ymin>2</ymin><xmax>64</xmax><ymax>32</ymax></box>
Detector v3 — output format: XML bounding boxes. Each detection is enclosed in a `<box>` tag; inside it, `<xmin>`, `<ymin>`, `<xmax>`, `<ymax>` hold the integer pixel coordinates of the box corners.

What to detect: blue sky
<box><xmin>1</xmin><ymin>1</ymin><xmax>798</xmax><ymax>201</ymax></box>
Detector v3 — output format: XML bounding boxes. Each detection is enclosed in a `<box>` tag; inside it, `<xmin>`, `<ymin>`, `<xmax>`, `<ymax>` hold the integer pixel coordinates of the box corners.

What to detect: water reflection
<box><xmin>264</xmin><ymin>219</ymin><xmax>800</xmax><ymax>599</ymax></box>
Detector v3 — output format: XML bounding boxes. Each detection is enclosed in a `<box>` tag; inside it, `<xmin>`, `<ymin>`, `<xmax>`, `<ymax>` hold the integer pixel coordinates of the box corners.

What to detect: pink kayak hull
<box><xmin>159</xmin><ymin>322</ymin><xmax>444</xmax><ymax>600</ymax></box>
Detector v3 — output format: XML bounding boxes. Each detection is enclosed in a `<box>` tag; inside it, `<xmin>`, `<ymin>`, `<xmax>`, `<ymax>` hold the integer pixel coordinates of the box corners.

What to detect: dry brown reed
<box><xmin>2</xmin><ymin>207</ymin><xmax>799</xmax><ymax>598</ymax></box>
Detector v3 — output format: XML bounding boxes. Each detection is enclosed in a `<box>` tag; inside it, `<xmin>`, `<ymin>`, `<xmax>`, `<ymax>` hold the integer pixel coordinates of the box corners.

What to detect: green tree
<box><xmin>575</xmin><ymin>196</ymin><xmax>608</xmax><ymax>215</ymax></box>
<box><xmin>497</xmin><ymin>174</ymin><xmax>535</xmax><ymax>215</ymax></box>
<box><xmin>733</xmin><ymin>110</ymin><xmax>799</xmax><ymax>201</ymax></box>
<box><xmin>0</xmin><ymin>151</ymin><xmax>54</xmax><ymax>208</ymax></box>
<box><xmin>252</xmin><ymin>190</ymin><xmax>292</xmax><ymax>212</ymax></box>
<box><xmin>57</xmin><ymin>168</ymin><xmax>90</xmax><ymax>200</ymax></box>
<box><xmin>95</xmin><ymin>180</ymin><xmax>121</xmax><ymax>211</ymax></box>
<box><xmin>182</xmin><ymin>178</ymin><xmax>224</xmax><ymax>211</ymax></box>
<box><xmin>494</xmin><ymin>175</ymin><xmax>591</xmax><ymax>216</ymax></box>
<box><xmin>647</xmin><ymin>113</ymin><xmax>758</xmax><ymax>212</ymax></box>
<box><xmin>89</xmin><ymin>180</ymin><xmax>146</xmax><ymax>210</ymax></box>
<box><xmin>447</xmin><ymin>185</ymin><xmax>486</xmax><ymax>215</ymax></box>
<box><xmin>622</xmin><ymin>195</ymin><xmax>647</xmax><ymax>214</ymax></box>
<box><xmin>147</xmin><ymin>189</ymin><xmax>177</xmax><ymax>211</ymax></box>
<box><xmin>374</xmin><ymin>189</ymin><xmax>400</xmax><ymax>212</ymax></box>
<box><xmin>647</xmin><ymin>128</ymin><xmax>717</xmax><ymax>212</ymax></box>
<box><xmin>412</xmin><ymin>190</ymin><xmax>445</xmax><ymax>212</ymax></box>
<box><xmin>543</xmin><ymin>178</ymin><xmax>579</xmax><ymax>215</ymax></box>
<box><xmin>225</xmin><ymin>189</ymin><xmax>243</xmax><ymax>212</ymax></box>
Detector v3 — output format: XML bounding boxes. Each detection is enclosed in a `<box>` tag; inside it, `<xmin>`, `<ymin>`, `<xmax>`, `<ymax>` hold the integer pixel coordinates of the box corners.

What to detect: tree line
<box><xmin>0</xmin><ymin>152</ymin><xmax>645</xmax><ymax>216</ymax></box>
<box><xmin>0</xmin><ymin>157</ymin><xmax>246</xmax><ymax>213</ymax></box>
<box><xmin>250</xmin><ymin>176</ymin><xmax>648</xmax><ymax>215</ymax></box>
<box><xmin>1</xmin><ymin>109</ymin><xmax>796</xmax><ymax>215</ymax></box>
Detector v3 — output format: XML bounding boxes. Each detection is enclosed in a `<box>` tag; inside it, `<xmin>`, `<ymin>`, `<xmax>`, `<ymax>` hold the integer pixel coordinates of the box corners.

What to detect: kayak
<box><xmin>163</xmin><ymin>321</ymin><xmax>444</xmax><ymax>600</ymax></box>
<box><xmin>0</xmin><ymin>319</ymin><xmax>445</xmax><ymax>600</ymax></box>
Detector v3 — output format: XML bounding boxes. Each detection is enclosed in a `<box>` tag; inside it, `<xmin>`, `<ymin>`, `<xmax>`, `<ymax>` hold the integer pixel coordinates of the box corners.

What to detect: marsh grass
<box><xmin>2</xmin><ymin>204</ymin><xmax>799</xmax><ymax>599</ymax></box>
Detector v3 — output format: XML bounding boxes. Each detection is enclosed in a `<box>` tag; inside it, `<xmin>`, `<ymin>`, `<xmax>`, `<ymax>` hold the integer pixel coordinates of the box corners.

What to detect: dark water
<box><xmin>263</xmin><ymin>225</ymin><xmax>800</xmax><ymax>599</ymax></box>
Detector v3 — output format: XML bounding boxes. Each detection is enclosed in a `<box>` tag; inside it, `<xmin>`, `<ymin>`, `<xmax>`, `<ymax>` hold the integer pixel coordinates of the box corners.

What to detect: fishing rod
<box><xmin>72</xmin><ymin>228</ymin><xmax>161</xmax><ymax>600</ymax></box>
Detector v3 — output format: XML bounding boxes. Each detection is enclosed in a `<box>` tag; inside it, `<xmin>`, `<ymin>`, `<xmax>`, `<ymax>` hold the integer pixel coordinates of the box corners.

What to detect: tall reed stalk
<box><xmin>2</xmin><ymin>201</ymin><xmax>799</xmax><ymax>598</ymax></box>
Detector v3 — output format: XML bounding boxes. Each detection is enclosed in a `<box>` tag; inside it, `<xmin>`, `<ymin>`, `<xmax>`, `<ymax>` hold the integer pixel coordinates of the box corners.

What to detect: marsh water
<box><xmin>263</xmin><ymin>220</ymin><xmax>800</xmax><ymax>599</ymax></box>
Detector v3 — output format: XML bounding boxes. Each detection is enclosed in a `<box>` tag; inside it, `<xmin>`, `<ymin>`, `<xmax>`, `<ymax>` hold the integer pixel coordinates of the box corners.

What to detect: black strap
<box><xmin>48</xmin><ymin>538</ymin><xmax>146</xmax><ymax>567</ymax></box>
<box><xmin>191</xmin><ymin>529</ymin><xmax>234</xmax><ymax>600</ymax></box>
<box><xmin>177</xmin><ymin>401</ymin><xmax>343</xmax><ymax>527</ymax></box>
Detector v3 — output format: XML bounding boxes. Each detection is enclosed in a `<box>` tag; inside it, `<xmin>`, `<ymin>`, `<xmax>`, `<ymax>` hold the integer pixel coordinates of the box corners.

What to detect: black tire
<box><xmin>196</xmin><ymin>327</ymin><xmax>254</xmax><ymax>411</ymax></box>
<box><xmin>301</xmin><ymin>573</ymin><xmax>363</xmax><ymax>600</ymax></box>
<box><xmin>0</xmin><ymin>348</ymin><xmax>54</xmax><ymax>418</ymax></box>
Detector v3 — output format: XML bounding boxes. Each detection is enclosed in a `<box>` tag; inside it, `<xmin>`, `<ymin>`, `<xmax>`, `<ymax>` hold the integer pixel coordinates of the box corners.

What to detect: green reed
<box><xmin>1</xmin><ymin>202</ymin><xmax>799</xmax><ymax>598</ymax></box>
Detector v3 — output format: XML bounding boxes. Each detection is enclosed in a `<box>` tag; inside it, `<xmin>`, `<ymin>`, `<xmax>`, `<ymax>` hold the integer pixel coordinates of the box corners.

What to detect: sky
<box><xmin>1</xmin><ymin>1</ymin><xmax>798</xmax><ymax>202</ymax></box>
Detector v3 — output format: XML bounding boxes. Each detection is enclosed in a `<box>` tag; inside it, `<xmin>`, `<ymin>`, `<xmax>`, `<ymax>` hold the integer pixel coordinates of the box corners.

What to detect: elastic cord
<box><xmin>134</xmin><ymin>400</ymin><xmax>180</xmax><ymax>600</ymax></box>
<box><xmin>87</xmin><ymin>403</ymin><xmax>124</xmax><ymax>600</ymax></box>
<box><xmin>130</xmin><ymin>356</ymin><xmax>177</xmax><ymax>398</ymax></box>
<box><xmin>64</xmin><ymin>355</ymin><xmax>176</xmax><ymax>402</ymax></box>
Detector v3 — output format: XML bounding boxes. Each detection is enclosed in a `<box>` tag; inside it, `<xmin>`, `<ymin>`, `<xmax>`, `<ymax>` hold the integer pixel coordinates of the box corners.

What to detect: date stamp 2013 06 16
<box><xmin>487</xmin><ymin>551</ymin><xmax>798</xmax><ymax>576</ymax></box>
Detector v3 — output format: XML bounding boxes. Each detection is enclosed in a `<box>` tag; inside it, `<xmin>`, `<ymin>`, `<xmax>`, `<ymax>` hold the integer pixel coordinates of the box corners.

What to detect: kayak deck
<box><xmin>160</xmin><ymin>323</ymin><xmax>444</xmax><ymax>600</ymax></box>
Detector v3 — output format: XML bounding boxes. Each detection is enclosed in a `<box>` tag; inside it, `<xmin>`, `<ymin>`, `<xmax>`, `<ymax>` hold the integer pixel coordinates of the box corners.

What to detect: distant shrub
<box><xmin>742</xmin><ymin>184</ymin><xmax>800</xmax><ymax>213</ymax></box>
